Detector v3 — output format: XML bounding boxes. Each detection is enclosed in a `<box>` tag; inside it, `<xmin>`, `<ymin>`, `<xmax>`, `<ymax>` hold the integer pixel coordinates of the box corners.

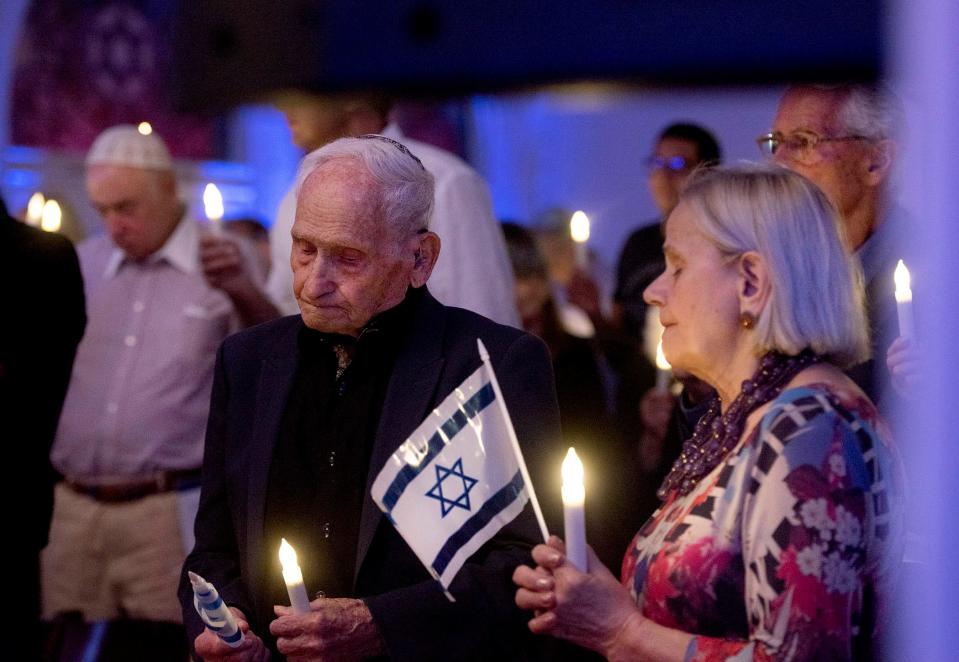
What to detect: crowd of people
<box><xmin>4</xmin><ymin>81</ymin><xmax>916</xmax><ymax>661</ymax></box>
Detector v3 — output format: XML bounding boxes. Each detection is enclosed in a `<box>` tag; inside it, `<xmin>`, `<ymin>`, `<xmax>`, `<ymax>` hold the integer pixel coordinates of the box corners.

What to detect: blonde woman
<box><xmin>514</xmin><ymin>165</ymin><xmax>902</xmax><ymax>661</ymax></box>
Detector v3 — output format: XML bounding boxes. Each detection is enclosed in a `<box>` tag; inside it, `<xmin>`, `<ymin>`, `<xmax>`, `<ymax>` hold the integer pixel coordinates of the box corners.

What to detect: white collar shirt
<box><xmin>52</xmin><ymin>217</ymin><xmax>238</xmax><ymax>479</ymax></box>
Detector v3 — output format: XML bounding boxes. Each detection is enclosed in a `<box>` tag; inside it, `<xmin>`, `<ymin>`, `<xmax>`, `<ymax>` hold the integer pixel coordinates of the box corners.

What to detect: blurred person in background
<box><xmin>223</xmin><ymin>217</ymin><xmax>272</xmax><ymax>285</ymax></box>
<box><xmin>42</xmin><ymin>126</ymin><xmax>239</xmax><ymax>656</ymax></box>
<box><xmin>610</xmin><ymin>123</ymin><xmax>722</xmax><ymax>346</ymax></box>
<box><xmin>569</xmin><ymin>124</ymin><xmax>722</xmax><ymax>504</ymax></box>
<box><xmin>1</xmin><ymin>197</ymin><xmax>85</xmax><ymax>660</ymax></box>
<box><xmin>502</xmin><ymin>222</ymin><xmax>632</xmax><ymax>569</ymax></box>
<box><xmin>529</xmin><ymin>207</ymin><xmax>613</xmax><ymax>341</ymax></box>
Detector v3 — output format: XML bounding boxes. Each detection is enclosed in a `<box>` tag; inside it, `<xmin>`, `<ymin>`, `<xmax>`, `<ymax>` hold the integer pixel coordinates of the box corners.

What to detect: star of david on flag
<box><xmin>370</xmin><ymin>339</ymin><xmax>548</xmax><ymax>599</ymax></box>
<box><xmin>426</xmin><ymin>458</ymin><xmax>478</xmax><ymax>517</ymax></box>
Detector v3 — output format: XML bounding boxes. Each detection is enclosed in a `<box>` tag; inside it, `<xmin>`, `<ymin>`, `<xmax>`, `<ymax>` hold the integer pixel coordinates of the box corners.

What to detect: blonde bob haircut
<box><xmin>678</xmin><ymin>164</ymin><xmax>869</xmax><ymax>368</ymax></box>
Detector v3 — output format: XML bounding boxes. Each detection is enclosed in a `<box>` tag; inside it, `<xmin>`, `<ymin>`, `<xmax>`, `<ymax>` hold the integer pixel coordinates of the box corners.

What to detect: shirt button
<box><xmin>132</xmin><ymin>301</ymin><xmax>145</xmax><ymax>313</ymax></box>
<box><xmin>106</xmin><ymin>402</ymin><xmax>119</xmax><ymax>414</ymax></box>
<box><xmin>124</xmin><ymin>335</ymin><xmax>137</xmax><ymax>347</ymax></box>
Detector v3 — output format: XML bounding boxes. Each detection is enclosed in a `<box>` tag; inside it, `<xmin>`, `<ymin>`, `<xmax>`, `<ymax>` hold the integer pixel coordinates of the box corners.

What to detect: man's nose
<box><xmin>301</xmin><ymin>254</ymin><xmax>335</xmax><ymax>298</ymax></box>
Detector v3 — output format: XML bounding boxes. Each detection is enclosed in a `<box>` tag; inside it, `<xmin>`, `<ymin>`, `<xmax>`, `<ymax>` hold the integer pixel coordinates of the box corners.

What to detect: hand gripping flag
<box><xmin>371</xmin><ymin>339</ymin><xmax>548</xmax><ymax>599</ymax></box>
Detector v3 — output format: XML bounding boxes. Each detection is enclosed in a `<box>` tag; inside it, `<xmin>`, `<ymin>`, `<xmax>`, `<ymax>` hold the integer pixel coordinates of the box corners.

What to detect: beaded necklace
<box><xmin>657</xmin><ymin>349</ymin><xmax>820</xmax><ymax>500</ymax></box>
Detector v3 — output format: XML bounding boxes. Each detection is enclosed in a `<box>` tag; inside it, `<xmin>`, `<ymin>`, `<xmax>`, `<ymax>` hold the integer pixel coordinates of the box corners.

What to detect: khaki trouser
<box><xmin>41</xmin><ymin>483</ymin><xmax>192</xmax><ymax>623</ymax></box>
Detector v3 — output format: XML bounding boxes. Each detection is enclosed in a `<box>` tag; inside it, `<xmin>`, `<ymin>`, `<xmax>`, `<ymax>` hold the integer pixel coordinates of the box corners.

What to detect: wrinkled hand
<box><xmin>194</xmin><ymin>607</ymin><xmax>270</xmax><ymax>662</ymax></box>
<box><xmin>270</xmin><ymin>597</ymin><xmax>385</xmax><ymax>662</ymax></box>
<box><xmin>566</xmin><ymin>270</ymin><xmax>603</xmax><ymax>320</ymax></box>
<box><xmin>200</xmin><ymin>233</ymin><xmax>257</xmax><ymax>295</ymax></box>
<box><xmin>886</xmin><ymin>336</ymin><xmax>922</xmax><ymax>399</ymax></box>
<box><xmin>513</xmin><ymin>536</ymin><xmax>644</xmax><ymax>656</ymax></box>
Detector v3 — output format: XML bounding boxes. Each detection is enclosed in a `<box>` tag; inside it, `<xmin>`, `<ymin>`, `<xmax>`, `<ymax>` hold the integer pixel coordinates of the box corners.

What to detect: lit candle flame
<box><xmin>561</xmin><ymin>447</ymin><xmax>585</xmax><ymax>505</ymax></box>
<box><xmin>655</xmin><ymin>338</ymin><xmax>671</xmax><ymax>371</ymax></box>
<box><xmin>569</xmin><ymin>210</ymin><xmax>590</xmax><ymax>244</ymax></box>
<box><xmin>278</xmin><ymin>537</ymin><xmax>311</xmax><ymax>613</ymax></box>
<box><xmin>203</xmin><ymin>183</ymin><xmax>224</xmax><ymax>225</ymax></box>
<box><xmin>894</xmin><ymin>259</ymin><xmax>912</xmax><ymax>303</ymax></box>
<box><xmin>40</xmin><ymin>199</ymin><xmax>62</xmax><ymax>233</ymax></box>
<box><xmin>279</xmin><ymin>537</ymin><xmax>298</xmax><ymax>569</ymax></box>
<box><xmin>26</xmin><ymin>192</ymin><xmax>45</xmax><ymax>226</ymax></box>
<box><xmin>137</xmin><ymin>121</ymin><xmax>153</xmax><ymax>135</ymax></box>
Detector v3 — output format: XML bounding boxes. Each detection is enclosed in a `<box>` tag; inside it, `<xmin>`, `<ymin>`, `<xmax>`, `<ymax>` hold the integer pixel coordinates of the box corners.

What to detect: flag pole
<box><xmin>477</xmin><ymin>338</ymin><xmax>550</xmax><ymax>542</ymax></box>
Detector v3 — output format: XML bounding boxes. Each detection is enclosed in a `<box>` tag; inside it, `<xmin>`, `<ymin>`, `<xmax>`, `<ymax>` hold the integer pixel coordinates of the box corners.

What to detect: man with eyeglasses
<box><xmin>613</xmin><ymin>123</ymin><xmax>722</xmax><ymax>345</ymax></box>
<box><xmin>180</xmin><ymin>135</ymin><xmax>562</xmax><ymax>661</ymax></box>
<box><xmin>759</xmin><ymin>83</ymin><xmax>909</xmax><ymax>406</ymax></box>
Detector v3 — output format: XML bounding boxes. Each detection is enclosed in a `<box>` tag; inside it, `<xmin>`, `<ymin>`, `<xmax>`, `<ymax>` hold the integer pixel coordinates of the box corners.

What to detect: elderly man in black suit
<box><xmin>179</xmin><ymin>135</ymin><xmax>562</xmax><ymax>661</ymax></box>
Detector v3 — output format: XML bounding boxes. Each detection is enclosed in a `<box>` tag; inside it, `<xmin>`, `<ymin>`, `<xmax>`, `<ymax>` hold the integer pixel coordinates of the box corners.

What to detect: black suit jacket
<box><xmin>1</xmin><ymin>207</ymin><xmax>85</xmax><ymax>662</ymax></box>
<box><xmin>0</xmin><ymin>210</ymin><xmax>85</xmax><ymax>548</ymax></box>
<box><xmin>179</xmin><ymin>289</ymin><xmax>563</xmax><ymax>660</ymax></box>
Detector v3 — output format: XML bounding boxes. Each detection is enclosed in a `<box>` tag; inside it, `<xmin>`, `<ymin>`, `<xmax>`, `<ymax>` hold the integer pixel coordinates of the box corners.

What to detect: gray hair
<box><xmin>808</xmin><ymin>82</ymin><xmax>902</xmax><ymax>141</ymax></box>
<box><xmin>679</xmin><ymin>164</ymin><xmax>870</xmax><ymax>368</ymax></box>
<box><xmin>294</xmin><ymin>135</ymin><xmax>435</xmax><ymax>237</ymax></box>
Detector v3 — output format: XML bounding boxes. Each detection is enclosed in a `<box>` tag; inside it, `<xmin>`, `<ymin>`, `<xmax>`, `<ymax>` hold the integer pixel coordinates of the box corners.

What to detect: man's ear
<box><xmin>410</xmin><ymin>232</ymin><xmax>440</xmax><ymax>288</ymax></box>
<box><xmin>864</xmin><ymin>138</ymin><xmax>895</xmax><ymax>186</ymax></box>
<box><xmin>737</xmin><ymin>250</ymin><xmax>771</xmax><ymax>318</ymax></box>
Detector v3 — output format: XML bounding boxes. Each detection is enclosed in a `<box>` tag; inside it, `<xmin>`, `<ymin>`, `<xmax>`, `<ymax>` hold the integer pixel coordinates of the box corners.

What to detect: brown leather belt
<box><xmin>64</xmin><ymin>467</ymin><xmax>203</xmax><ymax>503</ymax></box>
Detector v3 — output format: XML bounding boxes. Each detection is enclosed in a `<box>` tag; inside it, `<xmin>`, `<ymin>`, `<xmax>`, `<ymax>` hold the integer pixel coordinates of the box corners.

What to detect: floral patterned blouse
<box><xmin>622</xmin><ymin>384</ymin><xmax>902</xmax><ymax>661</ymax></box>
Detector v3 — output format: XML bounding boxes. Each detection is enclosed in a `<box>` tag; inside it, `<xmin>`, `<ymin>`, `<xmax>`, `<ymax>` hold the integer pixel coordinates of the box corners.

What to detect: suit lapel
<box><xmin>245</xmin><ymin>321</ymin><xmax>300</xmax><ymax>602</ymax></box>
<box><xmin>354</xmin><ymin>291</ymin><xmax>447</xmax><ymax>580</ymax></box>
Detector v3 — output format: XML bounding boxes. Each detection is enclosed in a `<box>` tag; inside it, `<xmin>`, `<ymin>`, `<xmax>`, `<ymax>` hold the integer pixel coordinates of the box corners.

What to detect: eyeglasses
<box><xmin>756</xmin><ymin>130</ymin><xmax>870</xmax><ymax>165</ymax></box>
<box><xmin>646</xmin><ymin>155</ymin><xmax>692</xmax><ymax>174</ymax></box>
<box><xmin>357</xmin><ymin>134</ymin><xmax>426</xmax><ymax>171</ymax></box>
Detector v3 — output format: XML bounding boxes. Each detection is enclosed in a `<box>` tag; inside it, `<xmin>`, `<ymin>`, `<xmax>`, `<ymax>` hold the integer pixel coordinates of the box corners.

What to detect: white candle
<box><xmin>561</xmin><ymin>448</ymin><xmax>588</xmax><ymax>571</ymax></box>
<box><xmin>188</xmin><ymin>571</ymin><xmax>243</xmax><ymax>647</ymax></box>
<box><xmin>894</xmin><ymin>259</ymin><xmax>915</xmax><ymax>339</ymax></box>
<box><xmin>278</xmin><ymin>538</ymin><xmax>312</xmax><ymax>614</ymax></box>
<box><xmin>203</xmin><ymin>183</ymin><xmax>224</xmax><ymax>234</ymax></box>
<box><xmin>655</xmin><ymin>338</ymin><xmax>672</xmax><ymax>391</ymax></box>
<box><xmin>25</xmin><ymin>192</ymin><xmax>45</xmax><ymax>227</ymax></box>
<box><xmin>569</xmin><ymin>210</ymin><xmax>590</xmax><ymax>271</ymax></box>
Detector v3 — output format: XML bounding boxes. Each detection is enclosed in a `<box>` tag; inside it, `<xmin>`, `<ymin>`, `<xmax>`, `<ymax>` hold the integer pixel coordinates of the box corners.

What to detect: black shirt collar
<box><xmin>297</xmin><ymin>286</ymin><xmax>424</xmax><ymax>357</ymax></box>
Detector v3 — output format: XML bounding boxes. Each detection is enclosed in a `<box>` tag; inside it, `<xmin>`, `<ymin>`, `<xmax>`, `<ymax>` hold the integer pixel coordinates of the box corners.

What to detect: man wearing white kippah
<box><xmin>43</xmin><ymin>125</ymin><xmax>239</xmax><ymax>645</ymax></box>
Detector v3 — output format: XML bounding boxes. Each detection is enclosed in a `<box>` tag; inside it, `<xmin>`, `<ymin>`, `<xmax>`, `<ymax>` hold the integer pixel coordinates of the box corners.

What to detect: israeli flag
<box><xmin>371</xmin><ymin>339</ymin><xmax>547</xmax><ymax>595</ymax></box>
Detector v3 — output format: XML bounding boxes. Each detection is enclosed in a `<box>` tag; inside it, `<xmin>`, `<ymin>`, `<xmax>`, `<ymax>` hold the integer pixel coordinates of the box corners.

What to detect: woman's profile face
<box><xmin>643</xmin><ymin>202</ymin><xmax>741</xmax><ymax>383</ymax></box>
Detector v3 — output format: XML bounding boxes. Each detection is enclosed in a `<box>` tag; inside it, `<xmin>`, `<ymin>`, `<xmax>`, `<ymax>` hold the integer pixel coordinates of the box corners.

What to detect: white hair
<box><xmin>294</xmin><ymin>135</ymin><xmax>434</xmax><ymax>237</ymax></box>
<box><xmin>680</xmin><ymin>163</ymin><xmax>870</xmax><ymax>368</ymax></box>
<box><xmin>808</xmin><ymin>82</ymin><xmax>902</xmax><ymax>141</ymax></box>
